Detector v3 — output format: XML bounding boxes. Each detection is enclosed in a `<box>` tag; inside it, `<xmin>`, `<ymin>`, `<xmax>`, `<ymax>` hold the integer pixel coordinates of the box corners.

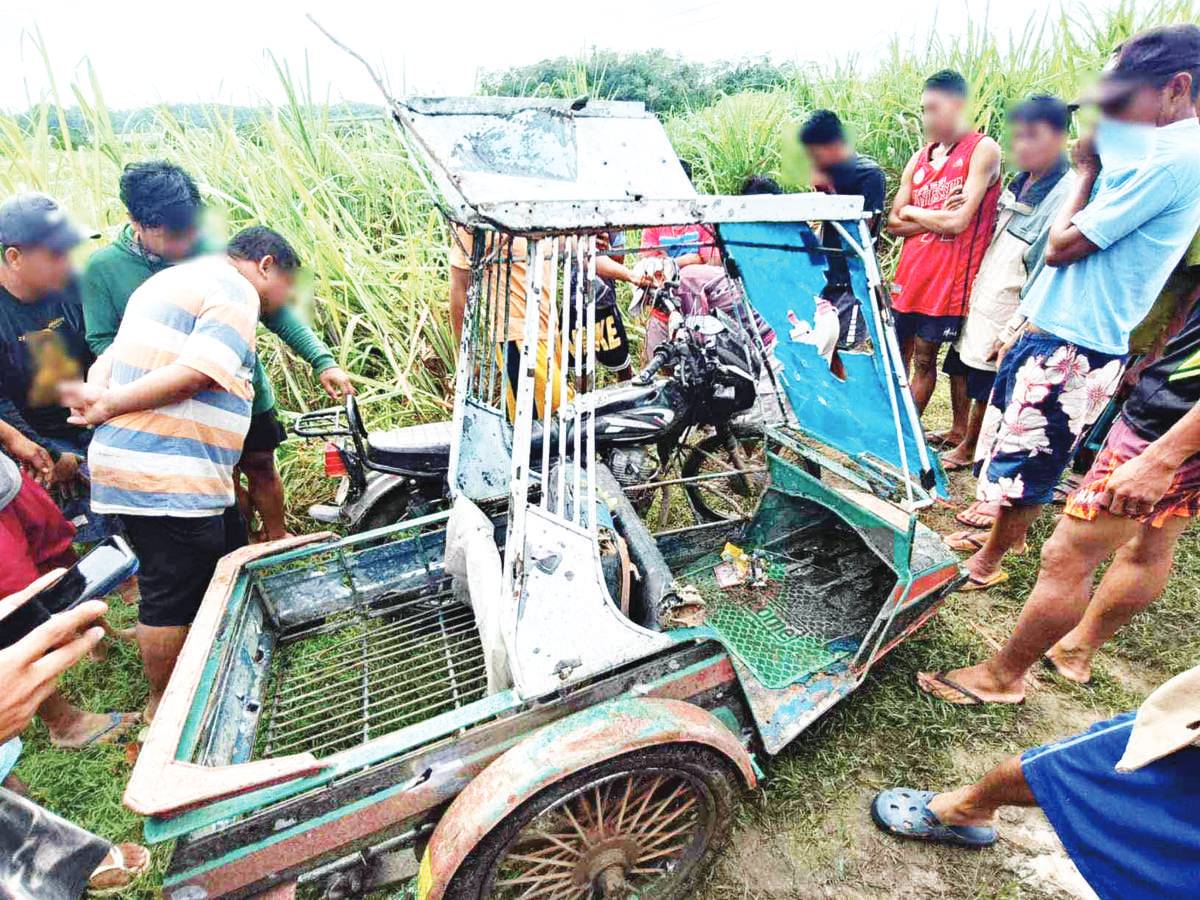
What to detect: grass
<box><xmin>4</xmin><ymin>1</ymin><xmax>1199</xmax><ymax>895</ymax></box>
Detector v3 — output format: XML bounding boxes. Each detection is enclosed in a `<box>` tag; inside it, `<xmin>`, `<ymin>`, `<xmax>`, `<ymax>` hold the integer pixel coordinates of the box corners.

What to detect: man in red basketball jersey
<box><xmin>888</xmin><ymin>69</ymin><xmax>1003</xmax><ymax>439</ymax></box>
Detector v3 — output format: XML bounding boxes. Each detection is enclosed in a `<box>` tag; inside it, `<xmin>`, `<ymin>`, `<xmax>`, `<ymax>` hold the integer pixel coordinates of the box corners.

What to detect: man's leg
<box><xmin>136</xmin><ymin>625</ymin><xmax>189</xmax><ymax>721</ymax></box>
<box><xmin>909</xmin><ymin>337</ymin><xmax>940</xmax><ymax>415</ymax></box>
<box><xmin>921</xmin><ymin>512</ymin><xmax>1142</xmax><ymax>703</ymax></box>
<box><xmin>237</xmin><ymin>449</ymin><xmax>289</xmax><ymax>542</ymax></box>
<box><xmin>963</xmin><ymin>503</ymin><xmax>1042</xmax><ymax>581</ymax></box>
<box><xmin>946</xmin><ymin>373</ymin><xmax>969</xmax><ymax>444</ymax></box>
<box><xmin>942</xmin><ymin>399</ymin><xmax>988</xmax><ymax>468</ymax></box>
<box><xmin>927</xmin><ymin>755</ymin><xmax>1036</xmax><ymax>827</ymax></box>
<box><xmin>1047</xmin><ymin>516</ymin><xmax>1189</xmax><ymax>683</ymax></box>
<box><xmin>36</xmin><ymin>691</ymin><xmax>138</xmax><ymax>749</ymax></box>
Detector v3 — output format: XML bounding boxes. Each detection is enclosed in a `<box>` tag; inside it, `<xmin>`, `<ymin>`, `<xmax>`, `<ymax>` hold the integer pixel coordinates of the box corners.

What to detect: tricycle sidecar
<box><xmin>124</xmin><ymin>97</ymin><xmax>960</xmax><ymax>900</ymax></box>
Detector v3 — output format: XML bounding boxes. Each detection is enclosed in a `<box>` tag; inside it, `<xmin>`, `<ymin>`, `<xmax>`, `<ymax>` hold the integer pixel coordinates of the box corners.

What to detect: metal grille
<box><xmin>682</xmin><ymin>529</ymin><xmax>893</xmax><ymax>689</ymax></box>
<box><xmin>254</xmin><ymin>591</ymin><xmax>487</xmax><ymax>759</ymax></box>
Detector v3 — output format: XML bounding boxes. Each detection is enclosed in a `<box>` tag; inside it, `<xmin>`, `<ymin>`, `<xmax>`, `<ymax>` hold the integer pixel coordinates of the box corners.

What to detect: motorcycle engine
<box><xmin>607</xmin><ymin>447</ymin><xmax>658</xmax><ymax>487</ymax></box>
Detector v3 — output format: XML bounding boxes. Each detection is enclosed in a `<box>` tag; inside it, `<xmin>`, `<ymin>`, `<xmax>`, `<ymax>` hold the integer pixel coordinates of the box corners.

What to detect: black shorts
<box><xmin>893</xmin><ymin>311</ymin><xmax>962</xmax><ymax>345</ymax></box>
<box><xmin>964</xmin><ymin>365</ymin><xmax>998</xmax><ymax>403</ymax></box>
<box><xmin>242</xmin><ymin>407</ymin><xmax>288</xmax><ymax>455</ymax></box>
<box><xmin>120</xmin><ymin>507</ymin><xmax>248</xmax><ymax>627</ymax></box>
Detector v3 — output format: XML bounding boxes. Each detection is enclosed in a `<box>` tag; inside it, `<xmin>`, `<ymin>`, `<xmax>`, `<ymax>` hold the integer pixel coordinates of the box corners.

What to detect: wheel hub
<box><xmin>574</xmin><ymin>836</ymin><xmax>640</xmax><ymax>888</ymax></box>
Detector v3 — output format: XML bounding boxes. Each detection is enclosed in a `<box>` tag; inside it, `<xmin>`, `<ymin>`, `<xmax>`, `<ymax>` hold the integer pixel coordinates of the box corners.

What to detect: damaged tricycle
<box><xmin>125</xmin><ymin>96</ymin><xmax>961</xmax><ymax>900</ymax></box>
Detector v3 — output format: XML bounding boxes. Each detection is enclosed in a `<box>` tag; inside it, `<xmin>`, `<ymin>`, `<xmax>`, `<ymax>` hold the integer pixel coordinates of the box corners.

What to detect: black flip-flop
<box><xmin>922</xmin><ymin>671</ymin><xmax>985</xmax><ymax>705</ymax></box>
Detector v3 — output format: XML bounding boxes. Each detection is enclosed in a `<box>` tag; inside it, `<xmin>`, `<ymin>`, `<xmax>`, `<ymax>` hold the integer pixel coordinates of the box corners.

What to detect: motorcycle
<box><xmin>294</xmin><ymin>282</ymin><xmax>787</xmax><ymax>532</ymax></box>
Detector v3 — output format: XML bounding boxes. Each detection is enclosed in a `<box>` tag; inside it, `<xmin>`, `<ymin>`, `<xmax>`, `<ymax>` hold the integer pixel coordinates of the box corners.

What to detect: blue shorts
<box><xmin>974</xmin><ymin>332</ymin><xmax>1123</xmax><ymax>506</ymax></box>
<box><xmin>893</xmin><ymin>311</ymin><xmax>961</xmax><ymax>345</ymax></box>
<box><xmin>0</xmin><ymin>739</ymin><xmax>20</xmax><ymax>784</ymax></box>
<box><xmin>1022</xmin><ymin>711</ymin><xmax>1200</xmax><ymax>900</ymax></box>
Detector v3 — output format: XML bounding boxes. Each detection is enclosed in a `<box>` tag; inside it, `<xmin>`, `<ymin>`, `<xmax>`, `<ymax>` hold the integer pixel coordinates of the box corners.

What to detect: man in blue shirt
<box><xmin>920</xmin><ymin>24</ymin><xmax>1200</xmax><ymax>706</ymax></box>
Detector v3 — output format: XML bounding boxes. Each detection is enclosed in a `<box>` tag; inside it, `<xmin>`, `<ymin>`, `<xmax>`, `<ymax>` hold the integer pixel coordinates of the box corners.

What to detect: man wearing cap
<box><xmin>871</xmin><ymin>663</ymin><xmax>1200</xmax><ymax>899</ymax></box>
<box><xmin>918</xmin><ymin>24</ymin><xmax>1200</xmax><ymax>713</ymax></box>
<box><xmin>0</xmin><ymin>193</ymin><xmax>118</xmax><ymax>544</ymax></box>
<box><xmin>81</xmin><ymin>160</ymin><xmax>355</xmax><ymax>542</ymax></box>
<box><xmin>923</xmin><ymin>24</ymin><xmax>1200</xmax><ymax>604</ymax></box>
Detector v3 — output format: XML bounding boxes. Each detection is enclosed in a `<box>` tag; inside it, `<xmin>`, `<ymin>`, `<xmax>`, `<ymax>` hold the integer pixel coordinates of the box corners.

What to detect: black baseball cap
<box><xmin>1082</xmin><ymin>24</ymin><xmax>1200</xmax><ymax>108</ymax></box>
<box><xmin>0</xmin><ymin>193</ymin><xmax>99</xmax><ymax>253</ymax></box>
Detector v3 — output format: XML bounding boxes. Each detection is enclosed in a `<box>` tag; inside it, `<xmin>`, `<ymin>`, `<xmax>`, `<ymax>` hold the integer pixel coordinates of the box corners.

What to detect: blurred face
<box><xmin>804</xmin><ymin>141</ymin><xmax>848</xmax><ymax>173</ymax></box>
<box><xmin>134</xmin><ymin>222</ymin><xmax>198</xmax><ymax>262</ymax></box>
<box><xmin>921</xmin><ymin>89</ymin><xmax>967</xmax><ymax>143</ymax></box>
<box><xmin>1010</xmin><ymin>120</ymin><xmax>1067</xmax><ymax>174</ymax></box>
<box><xmin>2</xmin><ymin>244</ymin><xmax>73</xmax><ymax>295</ymax></box>
<box><xmin>1101</xmin><ymin>72</ymin><xmax>1196</xmax><ymax>124</ymax></box>
<box><xmin>257</xmin><ymin>259</ymin><xmax>298</xmax><ymax>314</ymax></box>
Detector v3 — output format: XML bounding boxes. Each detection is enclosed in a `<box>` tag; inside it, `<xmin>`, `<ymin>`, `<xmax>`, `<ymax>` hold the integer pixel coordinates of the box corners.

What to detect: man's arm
<box><xmin>0</xmin><ymin>573</ymin><xmax>107</xmax><ymax>745</ymax></box>
<box><xmin>449</xmin><ymin>265</ymin><xmax>469</xmax><ymax>342</ymax></box>
<box><xmin>899</xmin><ymin>138</ymin><xmax>1002</xmax><ymax>236</ymax></box>
<box><xmin>62</xmin><ymin>364</ymin><xmax>214</xmax><ymax>426</ymax></box>
<box><xmin>80</xmin><ymin>266</ymin><xmax>119</xmax><ymax>356</ymax></box>
<box><xmin>1044</xmin><ymin>138</ymin><xmax>1102</xmax><ymax>267</ymax></box>
<box><xmin>886</xmin><ymin>153</ymin><xmax>926</xmax><ymax>238</ymax></box>
<box><xmin>0</xmin><ymin>419</ymin><xmax>53</xmax><ymax>485</ymax></box>
<box><xmin>1100</xmin><ymin>403</ymin><xmax>1200</xmax><ymax>517</ymax></box>
<box><xmin>262</xmin><ymin>307</ymin><xmax>354</xmax><ymax>399</ymax></box>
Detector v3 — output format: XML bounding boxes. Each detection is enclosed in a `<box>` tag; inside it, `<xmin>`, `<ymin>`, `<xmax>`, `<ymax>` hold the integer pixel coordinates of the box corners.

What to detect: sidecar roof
<box><xmin>390</xmin><ymin>96</ymin><xmax>864</xmax><ymax>230</ymax></box>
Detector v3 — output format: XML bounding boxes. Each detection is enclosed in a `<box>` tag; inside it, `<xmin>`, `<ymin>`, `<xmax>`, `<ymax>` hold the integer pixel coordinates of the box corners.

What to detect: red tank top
<box><xmin>890</xmin><ymin>132</ymin><xmax>1001</xmax><ymax>319</ymax></box>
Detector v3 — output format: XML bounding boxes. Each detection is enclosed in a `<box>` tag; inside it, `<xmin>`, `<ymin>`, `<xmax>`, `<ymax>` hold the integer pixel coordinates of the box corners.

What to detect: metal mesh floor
<box><xmin>682</xmin><ymin>530</ymin><xmax>892</xmax><ymax>689</ymax></box>
<box><xmin>254</xmin><ymin>591</ymin><xmax>487</xmax><ymax>759</ymax></box>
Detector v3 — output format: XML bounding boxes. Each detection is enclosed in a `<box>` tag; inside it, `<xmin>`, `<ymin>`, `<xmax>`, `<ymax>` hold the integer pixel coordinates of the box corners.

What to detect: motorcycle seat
<box><xmin>367</xmin><ymin>421</ymin><xmax>454</xmax><ymax>475</ymax></box>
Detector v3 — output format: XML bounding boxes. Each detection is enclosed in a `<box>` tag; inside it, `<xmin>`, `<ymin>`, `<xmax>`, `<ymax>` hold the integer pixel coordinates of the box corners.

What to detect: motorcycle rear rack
<box><xmin>293</xmin><ymin>405</ymin><xmax>352</xmax><ymax>439</ymax></box>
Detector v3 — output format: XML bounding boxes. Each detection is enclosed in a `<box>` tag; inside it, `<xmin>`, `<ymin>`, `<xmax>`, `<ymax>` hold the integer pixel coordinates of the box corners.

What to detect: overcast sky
<box><xmin>1</xmin><ymin>0</ymin><xmax>1127</xmax><ymax>111</ymax></box>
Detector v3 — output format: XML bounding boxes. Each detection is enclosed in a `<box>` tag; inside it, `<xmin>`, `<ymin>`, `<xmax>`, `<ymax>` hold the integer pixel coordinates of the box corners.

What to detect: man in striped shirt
<box><xmin>60</xmin><ymin>227</ymin><xmax>301</xmax><ymax>720</ymax></box>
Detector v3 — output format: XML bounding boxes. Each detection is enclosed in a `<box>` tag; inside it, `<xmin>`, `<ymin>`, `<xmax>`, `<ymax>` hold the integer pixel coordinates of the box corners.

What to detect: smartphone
<box><xmin>0</xmin><ymin>536</ymin><xmax>139</xmax><ymax>651</ymax></box>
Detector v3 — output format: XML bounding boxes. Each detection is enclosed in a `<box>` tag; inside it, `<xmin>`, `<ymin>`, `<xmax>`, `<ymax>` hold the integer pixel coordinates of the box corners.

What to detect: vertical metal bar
<box><xmin>571</xmin><ymin>239</ymin><xmax>585</xmax><ymax>526</ymax></box>
<box><xmin>435</xmin><ymin>608</ymin><xmax>462</xmax><ymax>710</ymax></box>
<box><xmin>502</xmin><ymin>238</ymin><xmax>548</xmax><ymax>614</ymax></box>
<box><xmin>359</xmin><ymin>613</ymin><xmax>371</xmax><ymax>744</ymax></box>
<box><xmin>498</xmin><ymin>236</ymin><xmax>515</xmax><ymax>417</ymax></box>
<box><xmin>540</xmin><ymin>240</ymin><xmax>560</xmax><ymax>507</ymax></box>
<box><xmin>585</xmin><ymin>235</ymin><xmax>598</xmax><ymax>532</ymax></box>
<box><xmin>556</xmin><ymin>236</ymin><xmax>574</xmax><ymax>519</ymax></box>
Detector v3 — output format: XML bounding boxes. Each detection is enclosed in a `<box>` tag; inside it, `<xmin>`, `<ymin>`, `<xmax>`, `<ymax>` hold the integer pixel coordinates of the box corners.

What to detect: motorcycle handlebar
<box><xmin>633</xmin><ymin>345</ymin><xmax>675</xmax><ymax>385</ymax></box>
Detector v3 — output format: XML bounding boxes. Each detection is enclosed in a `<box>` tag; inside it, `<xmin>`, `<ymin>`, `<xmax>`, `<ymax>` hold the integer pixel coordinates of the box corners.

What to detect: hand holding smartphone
<box><xmin>0</xmin><ymin>536</ymin><xmax>139</xmax><ymax>651</ymax></box>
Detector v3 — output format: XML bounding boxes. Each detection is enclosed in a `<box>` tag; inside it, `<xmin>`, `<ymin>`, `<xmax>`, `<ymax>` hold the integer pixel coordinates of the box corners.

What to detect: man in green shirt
<box><xmin>81</xmin><ymin>161</ymin><xmax>354</xmax><ymax>540</ymax></box>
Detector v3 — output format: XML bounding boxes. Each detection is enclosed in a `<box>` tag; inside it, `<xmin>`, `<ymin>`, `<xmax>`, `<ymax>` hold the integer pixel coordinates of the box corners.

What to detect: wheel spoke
<box><xmin>492</xmin><ymin>767</ymin><xmax>715</xmax><ymax>899</ymax></box>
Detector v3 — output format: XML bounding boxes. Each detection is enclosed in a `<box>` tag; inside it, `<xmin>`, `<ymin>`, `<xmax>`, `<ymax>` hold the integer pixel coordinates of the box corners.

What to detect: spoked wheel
<box><xmin>680</xmin><ymin>430</ymin><xmax>768</xmax><ymax>523</ymax></box>
<box><xmin>447</xmin><ymin>745</ymin><xmax>740</xmax><ymax>899</ymax></box>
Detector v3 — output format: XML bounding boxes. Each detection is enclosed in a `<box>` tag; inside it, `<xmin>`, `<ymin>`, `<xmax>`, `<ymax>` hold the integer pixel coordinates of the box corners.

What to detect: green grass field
<box><xmin>5</xmin><ymin>0</ymin><xmax>1200</xmax><ymax>895</ymax></box>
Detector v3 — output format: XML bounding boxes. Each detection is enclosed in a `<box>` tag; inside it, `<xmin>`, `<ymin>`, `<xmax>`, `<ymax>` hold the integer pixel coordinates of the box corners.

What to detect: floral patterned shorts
<box><xmin>1066</xmin><ymin>418</ymin><xmax>1200</xmax><ymax>526</ymax></box>
<box><xmin>974</xmin><ymin>332</ymin><xmax>1124</xmax><ymax>506</ymax></box>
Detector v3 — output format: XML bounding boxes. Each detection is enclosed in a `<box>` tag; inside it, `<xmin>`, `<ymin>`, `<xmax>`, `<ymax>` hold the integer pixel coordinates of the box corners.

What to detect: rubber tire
<box><xmin>443</xmin><ymin>743</ymin><xmax>742</xmax><ymax>899</ymax></box>
<box><xmin>681</xmin><ymin>432</ymin><xmax>764</xmax><ymax>523</ymax></box>
<box><xmin>355</xmin><ymin>489</ymin><xmax>414</xmax><ymax>533</ymax></box>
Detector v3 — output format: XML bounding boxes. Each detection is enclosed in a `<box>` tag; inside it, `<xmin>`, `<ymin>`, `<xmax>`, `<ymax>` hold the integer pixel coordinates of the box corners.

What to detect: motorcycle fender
<box><xmin>418</xmin><ymin>697</ymin><xmax>755</xmax><ymax>900</ymax></box>
<box><xmin>341</xmin><ymin>470</ymin><xmax>408</xmax><ymax>527</ymax></box>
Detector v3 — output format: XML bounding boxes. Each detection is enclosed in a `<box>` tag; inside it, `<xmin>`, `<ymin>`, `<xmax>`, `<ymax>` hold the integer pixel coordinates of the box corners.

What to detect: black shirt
<box><xmin>1122</xmin><ymin>298</ymin><xmax>1200</xmax><ymax>442</ymax></box>
<box><xmin>0</xmin><ymin>280</ymin><xmax>94</xmax><ymax>443</ymax></box>
<box><xmin>821</xmin><ymin>154</ymin><xmax>887</xmax><ymax>287</ymax></box>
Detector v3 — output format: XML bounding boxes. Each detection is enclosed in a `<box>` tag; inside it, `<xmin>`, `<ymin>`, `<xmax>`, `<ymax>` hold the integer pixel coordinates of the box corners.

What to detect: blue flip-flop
<box><xmin>871</xmin><ymin>788</ymin><xmax>997</xmax><ymax>848</ymax></box>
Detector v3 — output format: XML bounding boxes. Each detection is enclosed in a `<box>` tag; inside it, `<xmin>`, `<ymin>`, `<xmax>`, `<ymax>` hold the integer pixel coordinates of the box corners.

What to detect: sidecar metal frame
<box><xmin>126</xmin><ymin>96</ymin><xmax>962</xmax><ymax>900</ymax></box>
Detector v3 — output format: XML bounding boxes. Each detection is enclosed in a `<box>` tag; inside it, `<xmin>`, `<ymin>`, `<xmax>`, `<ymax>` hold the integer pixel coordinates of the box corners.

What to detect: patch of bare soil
<box><xmin>703</xmin><ymin>787</ymin><xmax>1098</xmax><ymax>900</ymax></box>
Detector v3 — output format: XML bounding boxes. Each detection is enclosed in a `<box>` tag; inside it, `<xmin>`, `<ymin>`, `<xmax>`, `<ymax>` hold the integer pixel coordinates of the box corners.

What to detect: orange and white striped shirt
<box><xmin>88</xmin><ymin>256</ymin><xmax>259</xmax><ymax>516</ymax></box>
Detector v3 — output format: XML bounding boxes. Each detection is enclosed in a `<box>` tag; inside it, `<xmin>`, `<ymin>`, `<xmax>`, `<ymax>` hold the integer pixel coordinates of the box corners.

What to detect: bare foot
<box><xmin>940</xmin><ymin>447</ymin><xmax>975</xmax><ymax>470</ymax></box>
<box><xmin>926</xmin><ymin>788</ymin><xmax>997</xmax><ymax>828</ymax></box>
<box><xmin>917</xmin><ymin>663</ymin><xmax>1026</xmax><ymax>705</ymax></box>
<box><xmin>963</xmin><ymin>550</ymin><xmax>1004</xmax><ymax>583</ymax></box>
<box><xmin>1045</xmin><ymin>643</ymin><xmax>1094</xmax><ymax>684</ymax></box>
<box><xmin>49</xmin><ymin>711</ymin><xmax>140</xmax><ymax>749</ymax></box>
